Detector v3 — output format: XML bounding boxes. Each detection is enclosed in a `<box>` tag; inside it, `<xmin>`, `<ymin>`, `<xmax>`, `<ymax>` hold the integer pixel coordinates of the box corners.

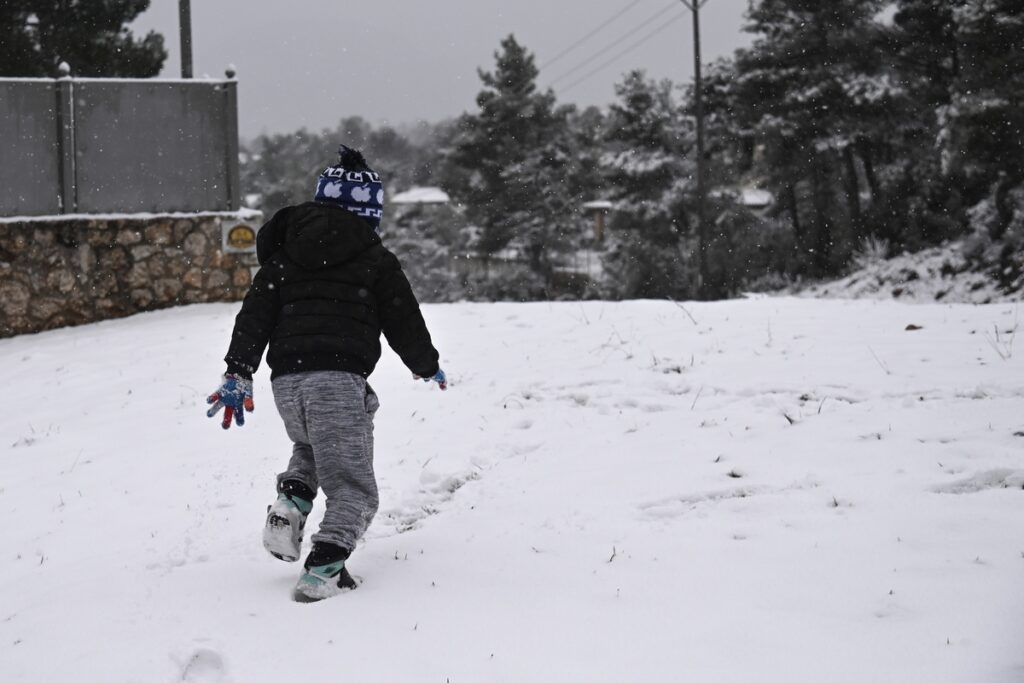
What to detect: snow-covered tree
<box><xmin>241</xmin><ymin>119</ymin><xmax>446</xmax><ymax>218</ymax></box>
<box><xmin>950</xmin><ymin>0</ymin><xmax>1024</xmax><ymax>239</ymax></box>
<box><xmin>444</xmin><ymin>35</ymin><xmax>575</xmax><ymax>293</ymax></box>
<box><xmin>600</xmin><ymin>70</ymin><xmax>697</xmax><ymax>298</ymax></box>
<box><xmin>241</xmin><ymin>129</ymin><xmax>327</xmax><ymax>215</ymax></box>
<box><xmin>885</xmin><ymin>0</ymin><xmax>970</xmax><ymax>244</ymax></box>
<box><xmin>731</xmin><ymin>0</ymin><xmax>896</xmax><ymax>274</ymax></box>
<box><xmin>385</xmin><ymin>202</ymin><xmax>465</xmax><ymax>303</ymax></box>
<box><xmin>946</xmin><ymin>0</ymin><xmax>1024</xmax><ymax>289</ymax></box>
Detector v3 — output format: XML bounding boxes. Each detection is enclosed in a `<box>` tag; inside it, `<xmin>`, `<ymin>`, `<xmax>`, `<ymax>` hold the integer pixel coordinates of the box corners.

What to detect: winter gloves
<box><xmin>207</xmin><ymin>367</ymin><xmax>446</xmax><ymax>430</ymax></box>
<box><xmin>206</xmin><ymin>373</ymin><xmax>255</xmax><ymax>429</ymax></box>
<box><xmin>417</xmin><ymin>368</ymin><xmax>448</xmax><ymax>391</ymax></box>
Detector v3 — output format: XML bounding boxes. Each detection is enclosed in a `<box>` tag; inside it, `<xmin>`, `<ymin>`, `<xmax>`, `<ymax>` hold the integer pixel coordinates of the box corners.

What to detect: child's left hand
<box><xmin>206</xmin><ymin>373</ymin><xmax>255</xmax><ymax>429</ymax></box>
<box><xmin>414</xmin><ymin>368</ymin><xmax>448</xmax><ymax>391</ymax></box>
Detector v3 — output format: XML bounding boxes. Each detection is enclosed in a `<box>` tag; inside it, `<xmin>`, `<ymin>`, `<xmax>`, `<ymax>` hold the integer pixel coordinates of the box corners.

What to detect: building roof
<box><xmin>740</xmin><ymin>188</ymin><xmax>773</xmax><ymax>208</ymax></box>
<box><xmin>390</xmin><ymin>186</ymin><xmax>450</xmax><ymax>205</ymax></box>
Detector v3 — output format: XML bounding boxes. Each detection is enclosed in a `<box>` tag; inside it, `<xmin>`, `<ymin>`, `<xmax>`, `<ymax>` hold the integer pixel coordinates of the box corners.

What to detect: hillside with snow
<box><xmin>791</xmin><ymin>241</ymin><xmax>1023</xmax><ymax>305</ymax></box>
<box><xmin>1</xmin><ymin>298</ymin><xmax>1022</xmax><ymax>682</ymax></box>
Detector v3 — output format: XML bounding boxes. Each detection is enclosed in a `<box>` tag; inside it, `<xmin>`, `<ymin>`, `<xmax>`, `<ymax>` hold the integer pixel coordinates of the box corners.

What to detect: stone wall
<box><xmin>0</xmin><ymin>213</ymin><xmax>261</xmax><ymax>338</ymax></box>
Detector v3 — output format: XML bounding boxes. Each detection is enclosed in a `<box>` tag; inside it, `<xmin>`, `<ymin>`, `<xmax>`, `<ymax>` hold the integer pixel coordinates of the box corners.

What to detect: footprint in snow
<box><xmin>179</xmin><ymin>648</ymin><xmax>230</xmax><ymax>683</ymax></box>
<box><xmin>560</xmin><ymin>393</ymin><xmax>589</xmax><ymax>407</ymax></box>
<box><xmin>932</xmin><ymin>469</ymin><xmax>1024</xmax><ymax>494</ymax></box>
<box><xmin>638</xmin><ymin>486</ymin><xmax>766</xmax><ymax>519</ymax></box>
<box><xmin>377</xmin><ymin>469</ymin><xmax>482</xmax><ymax>535</ymax></box>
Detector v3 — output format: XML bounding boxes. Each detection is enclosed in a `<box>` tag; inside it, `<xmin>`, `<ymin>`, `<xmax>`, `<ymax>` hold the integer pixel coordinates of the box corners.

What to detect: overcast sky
<box><xmin>132</xmin><ymin>0</ymin><xmax>751</xmax><ymax>139</ymax></box>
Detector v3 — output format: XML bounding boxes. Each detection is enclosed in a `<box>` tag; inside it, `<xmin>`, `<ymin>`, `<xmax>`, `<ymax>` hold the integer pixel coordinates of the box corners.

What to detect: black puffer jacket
<box><xmin>224</xmin><ymin>202</ymin><xmax>439</xmax><ymax>381</ymax></box>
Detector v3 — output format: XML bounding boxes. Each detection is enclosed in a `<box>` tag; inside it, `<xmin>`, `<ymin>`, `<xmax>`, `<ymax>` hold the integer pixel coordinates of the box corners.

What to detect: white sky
<box><xmin>132</xmin><ymin>0</ymin><xmax>751</xmax><ymax>139</ymax></box>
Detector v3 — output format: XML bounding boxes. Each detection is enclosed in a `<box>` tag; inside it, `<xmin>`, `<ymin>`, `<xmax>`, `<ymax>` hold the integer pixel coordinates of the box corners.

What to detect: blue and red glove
<box><xmin>415</xmin><ymin>368</ymin><xmax>448</xmax><ymax>391</ymax></box>
<box><xmin>206</xmin><ymin>373</ymin><xmax>254</xmax><ymax>429</ymax></box>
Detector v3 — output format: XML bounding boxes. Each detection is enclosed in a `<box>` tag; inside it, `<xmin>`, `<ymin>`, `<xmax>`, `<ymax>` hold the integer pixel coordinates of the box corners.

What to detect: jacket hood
<box><xmin>256</xmin><ymin>201</ymin><xmax>381</xmax><ymax>269</ymax></box>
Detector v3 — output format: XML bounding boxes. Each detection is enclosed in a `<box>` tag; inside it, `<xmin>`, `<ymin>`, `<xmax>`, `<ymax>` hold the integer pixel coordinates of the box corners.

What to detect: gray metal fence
<box><xmin>0</xmin><ymin>70</ymin><xmax>240</xmax><ymax>216</ymax></box>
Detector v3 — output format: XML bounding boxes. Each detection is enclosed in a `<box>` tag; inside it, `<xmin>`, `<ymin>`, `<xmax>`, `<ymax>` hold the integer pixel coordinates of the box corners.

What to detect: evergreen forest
<box><xmin>240</xmin><ymin>1</ymin><xmax>1024</xmax><ymax>302</ymax></box>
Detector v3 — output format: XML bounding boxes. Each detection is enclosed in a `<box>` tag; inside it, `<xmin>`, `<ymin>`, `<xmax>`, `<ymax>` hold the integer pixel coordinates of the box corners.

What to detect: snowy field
<box><xmin>1</xmin><ymin>298</ymin><xmax>1022</xmax><ymax>682</ymax></box>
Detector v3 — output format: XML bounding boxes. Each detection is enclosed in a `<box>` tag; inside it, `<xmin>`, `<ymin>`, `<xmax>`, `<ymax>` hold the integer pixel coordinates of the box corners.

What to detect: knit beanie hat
<box><xmin>313</xmin><ymin>145</ymin><xmax>384</xmax><ymax>232</ymax></box>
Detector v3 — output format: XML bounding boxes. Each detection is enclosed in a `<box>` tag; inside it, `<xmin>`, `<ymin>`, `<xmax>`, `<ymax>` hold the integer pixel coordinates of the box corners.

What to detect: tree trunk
<box><xmin>785</xmin><ymin>183</ymin><xmax>803</xmax><ymax>246</ymax></box>
<box><xmin>841</xmin><ymin>145</ymin><xmax>863</xmax><ymax>243</ymax></box>
<box><xmin>810</xmin><ymin>156</ymin><xmax>833</xmax><ymax>275</ymax></box>
<box><xmin>857</xmin><ymin>139</ymin><xmax>880</xmax><ymax>204</ymax></box>
<box><xmin>992</xmin><ymin>174</ymin><xmax>1015</xmax><ymax>241</ymax></box>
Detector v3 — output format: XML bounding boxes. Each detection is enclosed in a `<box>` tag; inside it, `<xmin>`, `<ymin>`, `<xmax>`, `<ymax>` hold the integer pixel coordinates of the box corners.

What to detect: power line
<box><xmin>555</xmin><ymin>12</ymin><xmax>685</xmax><ymax>94</ymax></box>
<box><xmin>543</xmin><ymin>2</ymin><xmax>681</xmax><ymax>88</ymax></box>
<box><xmin>539</xmin><ymin>0</ymin><xmax>647</xmax><ymax>71</ymax></box>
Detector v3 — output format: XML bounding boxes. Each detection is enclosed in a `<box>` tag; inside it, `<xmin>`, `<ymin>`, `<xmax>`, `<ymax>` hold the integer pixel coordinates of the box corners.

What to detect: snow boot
<box><xmin>292</xmin><ymin>542</ymin><xmax>357</xmax><ymax>603</ymax></box>
<box><xmin>262</xmin><ymin>480</ymin><xmax>314</xmax><ymax>562</ymax></box>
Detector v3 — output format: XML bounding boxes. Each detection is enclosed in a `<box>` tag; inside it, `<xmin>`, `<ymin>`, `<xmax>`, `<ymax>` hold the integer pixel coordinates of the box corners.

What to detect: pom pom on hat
<box><xmin>313</xmin><ymin>145</ymin><xmax>385</xmax><ymax>232</ymax></box>
<box><xmin>337</xmin><ymin>145</ymin><xmax>369</xmax><ymax>169</ymax></box>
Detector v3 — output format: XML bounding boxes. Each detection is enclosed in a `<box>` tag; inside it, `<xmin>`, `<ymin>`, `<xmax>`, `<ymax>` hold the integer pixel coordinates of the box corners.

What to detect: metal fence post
<box><xmin>55</xmin><ymin>62</ymin><xmax>76</xmax><ymax>214</ymax></box>
<box><xmin>179</xmin><ymin>0</ymin><xmax>194</xmax><ymax>79</ymax></box>
<box><xmin>223</xmin><ymin>66</ymin><xmax>240</xmax><ymax>211</ymax></box>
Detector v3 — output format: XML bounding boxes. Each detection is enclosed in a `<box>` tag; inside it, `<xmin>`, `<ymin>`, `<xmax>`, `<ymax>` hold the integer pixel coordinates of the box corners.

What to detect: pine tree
<box><xmin>732</xmin><ymin>0</ymin><xmax>892</xmax><ymax>275</ymax></box>
<box><xmin>444</xmin><ymin>35</ymin><xmax>574</xmax><ymax>295</ymax></box>
<box><xmin>885</xmin><ymin>0</ymin><xmax>969</xmax><ymax>245</ymax></box>
<box><xmin>951</xmin><ymin>0</ymin><xmax>1024</xmax><ymax>238</ymax></box>
<box><xmin>692</xmin><ymin>58</ymin><xmax>798</xmax><ymax>294</ymax></box>
<box><xmin>0</xmin><ymin>0</ymin><xmax>166</xmax><ymax>77</ymax></box>
<box><xmin>0</xmin><ymin>2</ymin><xmax>38</xmax><ymax>76</ymax></box>
<box><xmin>561</xmin><ymin>105</ymin><xmax>608</xmax><ymax>250</ymax></box>
<box><xmin>600</xmin><ymin>70</ymin><xmax>696</xmax><ymax>298</ymax></box>
<box><xmin>891</xmin><ymin>0</ymin><xmax>963</xmax><ymax>109</ymax></box>
<box><xmin>938</xmin><ymin>0</ymin><xmax>1024</xmax><ymax>293</ymax></box>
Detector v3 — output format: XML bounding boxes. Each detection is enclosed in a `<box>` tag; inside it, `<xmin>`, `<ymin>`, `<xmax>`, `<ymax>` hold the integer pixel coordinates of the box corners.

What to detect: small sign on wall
<box><xmin>222</xmin><ymin>220</ymin><xmax>258</xmax><ymax>253</ymax></box>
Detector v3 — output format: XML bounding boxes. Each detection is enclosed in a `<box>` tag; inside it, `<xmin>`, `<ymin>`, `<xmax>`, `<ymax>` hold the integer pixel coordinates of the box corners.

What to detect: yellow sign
<box><xmin>226</xmin><ymin>224</ymin><xmax>256</xmax><ymax>251</ymax></box>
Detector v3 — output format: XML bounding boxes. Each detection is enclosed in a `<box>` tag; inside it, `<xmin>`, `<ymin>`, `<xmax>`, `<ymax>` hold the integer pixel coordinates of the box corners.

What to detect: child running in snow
<box><xmin>205</xmin><ymin>145</ymin><xmax>446</xmax><ymax>602</ymax></box>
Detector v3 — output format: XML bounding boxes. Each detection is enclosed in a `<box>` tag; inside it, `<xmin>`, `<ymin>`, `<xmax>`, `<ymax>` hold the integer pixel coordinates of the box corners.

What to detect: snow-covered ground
<box><xmin>1</xmin><ymin>298</ymin><xmax>1022</xmax><ymax>682</ymax></box>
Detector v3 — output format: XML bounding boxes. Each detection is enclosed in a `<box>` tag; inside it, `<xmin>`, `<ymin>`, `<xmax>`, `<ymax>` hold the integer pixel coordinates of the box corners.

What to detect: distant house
<box><xmin>390</xmin><ymin>187</ymin><xmax>450</xmax><ymax>206</ymax></box>
<box><xmin>711</xmin><ymin>186</ymin><xmax>774</xmax><ymax>223</ymax></box>
<box><xmin>582</xmin><ymin>199</ymin><xmax>613</xmax><ymax>243</ymax></box>
<box><xmin>738</xmin><ymin>188</ymin><xmax>773</xmax><ymax>212</ymax></box>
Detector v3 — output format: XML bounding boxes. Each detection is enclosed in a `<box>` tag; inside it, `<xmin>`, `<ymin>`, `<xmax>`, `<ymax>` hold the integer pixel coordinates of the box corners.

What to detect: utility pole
<box><xmin>179</xmin><ymin>0</ymin><xmax>193</xmax><ymax>78</ymax></box>
<box><xmin>680</xmin><ymin>0</ymin><xmax>709</xmax><ymax>299</ymax></box>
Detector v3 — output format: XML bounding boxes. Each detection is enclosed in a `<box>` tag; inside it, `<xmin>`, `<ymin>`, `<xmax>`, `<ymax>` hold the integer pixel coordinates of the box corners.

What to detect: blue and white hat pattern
<box><xmin>313</xmin><ymin>146</ymin><xmax>385</xmax><ymax>232</ymax></box>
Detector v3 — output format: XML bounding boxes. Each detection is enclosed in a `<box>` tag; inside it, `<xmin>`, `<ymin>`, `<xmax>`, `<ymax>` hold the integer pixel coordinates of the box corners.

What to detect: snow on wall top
<box><xmin>0</xmin><ymin>209</ymin><xmax>264</xmax><ymax>225</ymax></box>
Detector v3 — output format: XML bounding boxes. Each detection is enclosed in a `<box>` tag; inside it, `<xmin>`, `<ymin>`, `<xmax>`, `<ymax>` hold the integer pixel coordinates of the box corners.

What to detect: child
<box><xmin>205</xmin><ymin>145</ymin><xmax>446</xmax><ymax>602</ymax></box>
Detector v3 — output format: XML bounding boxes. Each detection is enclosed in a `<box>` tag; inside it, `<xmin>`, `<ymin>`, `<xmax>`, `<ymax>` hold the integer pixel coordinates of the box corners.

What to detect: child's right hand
<box><xmin>206</xmin><ymin>373</ymin><xmax>255</xmax><ymax>428</ymax></box>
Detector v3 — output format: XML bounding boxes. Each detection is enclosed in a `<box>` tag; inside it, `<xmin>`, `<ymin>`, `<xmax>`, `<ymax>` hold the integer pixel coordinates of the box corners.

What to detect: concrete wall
<box><xmin>0</xmin><ymin>75</ymin><xmax>240</xmax><ymax>216</ymax></box>
<box><xmin>0</xmin><ymin>80</ymin><xmax>61</xmax><ymax>215</ymax></box>
<box><xmin>0</xmin><ymin>213</ymin><xmax>261</xmax><ymax>338</ymax></box>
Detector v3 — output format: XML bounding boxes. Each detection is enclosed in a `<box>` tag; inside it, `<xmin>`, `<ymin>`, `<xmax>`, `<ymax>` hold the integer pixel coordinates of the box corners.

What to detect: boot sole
<box><xmin>262</xmin><ymin>513</ymin><xmax>302</xmax><ymax>563</ymax></box>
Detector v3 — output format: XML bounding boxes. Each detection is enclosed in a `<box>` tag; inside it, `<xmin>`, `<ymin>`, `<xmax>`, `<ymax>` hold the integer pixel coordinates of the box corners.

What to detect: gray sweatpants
<box><xmin>271</xmin><ymin>371</ymin><xmax>380</xmax><ymax>552</ymax></box>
